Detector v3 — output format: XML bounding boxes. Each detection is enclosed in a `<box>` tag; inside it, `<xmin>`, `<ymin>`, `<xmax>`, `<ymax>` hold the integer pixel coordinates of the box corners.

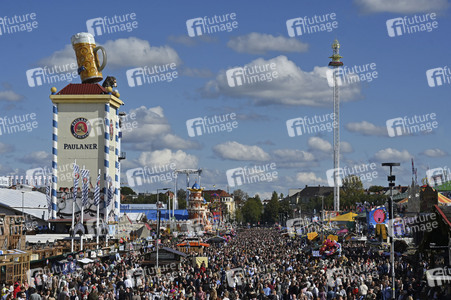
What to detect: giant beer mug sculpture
<box><xmin>71</xmin><ymin>32</ymin><xmax>107</xmax><ymax>83</ymax></box>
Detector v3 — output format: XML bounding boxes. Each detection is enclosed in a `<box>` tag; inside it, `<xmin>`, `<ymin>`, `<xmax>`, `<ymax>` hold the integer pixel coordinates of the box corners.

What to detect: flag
<box><xmin>94</xmin><ymin>171</ymin><xmax>101</xmax><ymax>206</ymax></box>
<box><xmin>73</xmin><ymin>163</ymin><xmax>79</xmax><ymax>203</ymax></box>
<box><xmin>105</xmin><ymin>176</ymin><xmax>113</xmax><ymax>208</ymax></box>
<box><xmin>46</xmin><ymin>183</ymin><xmax>51</xmax><ymax>213</ymax></box>
<box><xmin>80</xmin><ymin>169</ymin><xmax>90</xmax><ymax>206</ymax></box>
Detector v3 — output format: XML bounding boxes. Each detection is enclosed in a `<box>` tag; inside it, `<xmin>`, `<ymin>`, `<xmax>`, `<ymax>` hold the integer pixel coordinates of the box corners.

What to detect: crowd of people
<box><xmin>1</xmin><ymin>227</ymin><xmax>450</xmax><ymax>300</ymax></box>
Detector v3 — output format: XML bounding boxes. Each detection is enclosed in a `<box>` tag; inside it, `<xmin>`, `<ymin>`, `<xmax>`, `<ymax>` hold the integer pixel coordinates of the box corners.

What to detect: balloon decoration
<box><xmin>319</xmin><ymin>238</ymin><xmax>341</xmax><ymax>257</ymax></box>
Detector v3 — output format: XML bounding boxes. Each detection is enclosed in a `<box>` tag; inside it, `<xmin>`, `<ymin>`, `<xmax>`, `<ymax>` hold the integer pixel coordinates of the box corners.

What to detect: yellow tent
<box><xmin>329</xmin><ymin>212</ymin><xmax>357</xmax><ymax>222</ymax></box>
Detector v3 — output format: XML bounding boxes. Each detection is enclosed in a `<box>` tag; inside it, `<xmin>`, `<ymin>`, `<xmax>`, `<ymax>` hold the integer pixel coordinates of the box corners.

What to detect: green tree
<box><xmin>241</xmin><ymin>197</ymin><xmax>262</xmax><ymax>224</ymax></box>
<box><xmin>235</xmin><ymin>208</ymin><xmax>244</xmax><ymax>224</ymax></box>
<box><xmin>369</xmin><ymin>185</ymin><xmax>384</xmax><ymax>193</ymax></box>
<box><xmin>262</xmin><ymin>191</ymin><xmax>280</xmax><ymax>224</ymax></box>
<box><xmin>341</xmin><ymin>175</ymin><xmax>365</xmax><ymax>209</ymax></box>
<box><xmin>121</xmin><ymin>186</ymin><xmax>136</xmax><ymax>195</ymax></box>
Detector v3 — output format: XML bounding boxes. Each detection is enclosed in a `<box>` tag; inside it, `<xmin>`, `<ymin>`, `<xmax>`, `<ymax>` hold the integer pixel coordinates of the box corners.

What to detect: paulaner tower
<box><xmin>48</xmin><ymin>33</ymin><xmax>125</xmax><ymax>238</ymax></box>
<box><xmin>328</xmin><ymin>39</ymin><xmax>343</xmax><ymax>212</ymax></box>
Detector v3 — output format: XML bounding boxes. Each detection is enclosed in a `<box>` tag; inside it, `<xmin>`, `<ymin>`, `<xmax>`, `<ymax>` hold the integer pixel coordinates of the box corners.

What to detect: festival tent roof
<box><xmin>398</xmin><ymin>198</ymin><xmax>409</xmax><ymax>204</ymax></box>
<box><xmin>330</xmin><ymin>212</ymin><xmax>357</xmax><ymax>222</ymax></box>
<box><xmin>438</xmin><ymin>193</ymin><xmax>451</xmax><ymax>205</ymax></box>
<box><xmin>397</xmin><ymin>193</ymin><xmax>451</xmax><ymax>205</ymax></box>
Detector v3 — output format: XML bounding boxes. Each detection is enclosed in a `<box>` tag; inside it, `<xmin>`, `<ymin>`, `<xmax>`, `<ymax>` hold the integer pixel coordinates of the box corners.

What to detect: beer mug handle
<box><xmin>94</xmin><ymin>46</ymin><xmax>107</xmax><ymax>71</ymax></box>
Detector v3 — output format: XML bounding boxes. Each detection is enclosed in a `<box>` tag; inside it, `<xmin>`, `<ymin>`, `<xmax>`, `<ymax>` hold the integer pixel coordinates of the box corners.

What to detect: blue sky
<box><xmin>1</xmin><ymin>0</ymin><xmax>451</xmax><ymax>199</ymax></box>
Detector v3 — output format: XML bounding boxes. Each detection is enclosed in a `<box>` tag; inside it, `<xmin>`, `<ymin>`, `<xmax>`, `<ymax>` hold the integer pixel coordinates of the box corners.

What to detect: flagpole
<box><xmin>81</xmin><ymin>165</ymin><xmax>86</xmax><ymax>251</ymax></box>
<box><xmin>105</xmin><ymin>176</ymin><xmax>111</xmax><ymax>247</ymax></box>
<box><xmin>96</xmin><ymin>169</ymin><xmax>100</xmax><ymax>249</ymax></box>
<box><xmin>71</xmin><ymin>160</ymin><xmax>77</xmax><ymax>253</ymax></box>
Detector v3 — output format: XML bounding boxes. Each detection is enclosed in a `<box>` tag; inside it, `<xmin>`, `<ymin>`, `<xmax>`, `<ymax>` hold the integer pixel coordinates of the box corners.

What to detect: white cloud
<box><xmin>227</xmin><ymin>33</ymin><xmax>309</xmax><ymax>55</ymax></box>
<box><xmin>202</xmin><ymin>55</ymin><xmax>362</xmax><ymax>107</ymax></box>
<box><xmin>345</xmin><ymin>121</ymin><xmax>387</xmax><ymax>136</ymax></box>
<box><xmin>104</xmin><ymin>37</ymin><xmax>181</xmax><ymax>68</ymax></box>
<box><xmin>273</xmin><ymin>149</ymin><xmax>315</xmax><ymax>162</ymax></box>
<box><xmin>122</xmin><ymin>106</ymin><xmax>199</xmax><ymax>151</ymax></box>
<box><xmin>355</xmin><ymin>0</ymin><xmax>449</xmax><ymax>13</ymax></box>
<box><xmin>213</xmin><ymin>141</ymin><xmax>270</xmax><ymax>161</ymax></box>
<box><xmin>308</xmin><ymin>137</ymin><xmax>332</xmax><ymax>153</ymax></box>
<box><xmin>421</xmin><ymin>148</ymin><xmax>448</xmax><ymax>157</ymax></box>
<box><xmin>296</xmin><ymin>172</ymin><xmax>327</xmax><ymax>185</ymax></box>
<box><xmin>340</xmin><ymin>142</ymin><xmax>354</xmax><ymax>153</ymax></box>
<box><xmin>138</xmin><ymin>149</ymin><xmax>198</xmax><ymax>169</ymax></box>
<box><xmin>37</xmin><ymin>44</ymin><xmax>76</xmax><ymax>67</ymax></box>
<box><xmin>0</xmin><ymin>142</ymin><xmax>14</xmax><ymax>154</ymax></box>
<box><xmin>0</xmin><ymin>90</ymin><xmax>23</xmax><ymax>102</ymax></box>
<box><xmin>373</xmin><ymin>148</ymin><xmax>412</xmax><ymax>162</ymax></box>
<box><xmin>19</xmin><ymin>151</ymin><xmax>51</xmax><ymax>165</ymax></box>
<box><xmin>37</xmin><ymin>37</ymin><xmax>181</xmax><ymax>69</ymax></box>
<box><xmin>273</xmin><ymin>149</ymin><xmax>317</xmax><ymax>168</ymax></box>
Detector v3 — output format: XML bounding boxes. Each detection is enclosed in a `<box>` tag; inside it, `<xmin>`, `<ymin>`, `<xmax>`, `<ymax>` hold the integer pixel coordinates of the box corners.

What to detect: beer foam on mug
<box><xmin>71</xmin><ymin>32</ymin><xmax>96</xmax><ymax>45</ymax></box>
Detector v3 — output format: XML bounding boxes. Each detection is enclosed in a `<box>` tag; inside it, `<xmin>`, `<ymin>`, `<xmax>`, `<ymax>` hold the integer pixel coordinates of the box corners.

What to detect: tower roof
<box><xmin>56</xmin><ymin>83</ymin><xmax>108</xmax><ymax>95</ymax></box>
<box><xmin>192</xmin><ymin>182</ymin><xmax>201</xmax><ymax>189</ymax></box>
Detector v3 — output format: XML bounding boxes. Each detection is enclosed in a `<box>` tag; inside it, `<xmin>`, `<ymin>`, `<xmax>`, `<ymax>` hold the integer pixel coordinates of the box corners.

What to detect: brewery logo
<box><xmin>71</xmin><ymin>118</ymin><xmax>91</xmax><ymax>139</ymax></box>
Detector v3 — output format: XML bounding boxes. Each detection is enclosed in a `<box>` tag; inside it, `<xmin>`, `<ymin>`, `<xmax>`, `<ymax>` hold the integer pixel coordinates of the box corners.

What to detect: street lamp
<box><xmin>156</xmin><ymin>187</ymin><xmax>170</xmax><ymax>275</ymax></box>
<box><xmin>381</xmin><ymin>162</ymin><xmax>400</xmax><ymax>300</ymax></box>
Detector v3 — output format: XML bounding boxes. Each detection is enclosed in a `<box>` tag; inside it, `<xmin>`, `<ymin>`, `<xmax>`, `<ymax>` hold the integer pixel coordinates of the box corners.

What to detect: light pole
<box><xmin>382</xmin><ymin>162</ymin><xmax>400</xmax><ymax>300</ymax></box>
<box><xmin>21</xmin><ymin>191</ymin><xmax>25</xmax><ymax>235</ymax></box>
<box><xmin>156</xmin><ymin>187</ymin><xmax>170</xmax><ymax>276</ymax></box>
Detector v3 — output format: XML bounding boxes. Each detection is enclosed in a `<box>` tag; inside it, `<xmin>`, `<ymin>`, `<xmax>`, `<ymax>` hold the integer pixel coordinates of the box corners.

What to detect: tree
<box><xmin>177</xmin><ymin>189</ymin><xmax>187</xmax><ymax>209</ymax></box>
<box><xmin>262</xmin><ymin>191</ymin><xmax>280</xmax><ymax>225</ymax></box>
<box><xmin>241</xmin><ymin>197</ymin><xmax>262</xmax><ymax>224</ymax></box>
<box><xmin>369</xmin><ymin>185</ymin><xmax>384</xmax><ymax>193</ymax></box>
<box><xmin>232</xmin><ymin>189</ymin><xmax>248</xmax><ymax>207</ymax></box>
<box><xmin>235</xmin><ymin>208</ymin><xmax>243</xmax><ymax>224</ymax></box>
<box><xmin>121</xmin><ymin>186</ymin><xmax>136</xmax><ymax>195</ymax></box>
<box><xmin>340</xmin><ymin>175</ymin><xmax>365</xmax><ymax>209</ymax></box>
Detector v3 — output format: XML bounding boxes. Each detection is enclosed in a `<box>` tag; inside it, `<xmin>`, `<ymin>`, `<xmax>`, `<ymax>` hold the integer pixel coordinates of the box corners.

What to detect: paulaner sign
<box><xmin>63</xmin><ymin>143</ymin><xmax>98</xmax><ymax>150</ymax></box>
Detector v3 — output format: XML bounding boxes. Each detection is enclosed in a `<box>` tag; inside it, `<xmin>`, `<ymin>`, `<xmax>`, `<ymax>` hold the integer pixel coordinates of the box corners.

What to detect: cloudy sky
<box><xmin>1</xmin><ymin>0</ymin><xmax>451</xmax><ymax>199</ymax></box>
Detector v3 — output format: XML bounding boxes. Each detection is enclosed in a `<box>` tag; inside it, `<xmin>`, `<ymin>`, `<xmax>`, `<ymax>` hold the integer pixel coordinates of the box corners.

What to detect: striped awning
<box><xmin>438</xmin><ymin>193</ymin><xmax>451</xmax><ymax>205</ymax></box>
